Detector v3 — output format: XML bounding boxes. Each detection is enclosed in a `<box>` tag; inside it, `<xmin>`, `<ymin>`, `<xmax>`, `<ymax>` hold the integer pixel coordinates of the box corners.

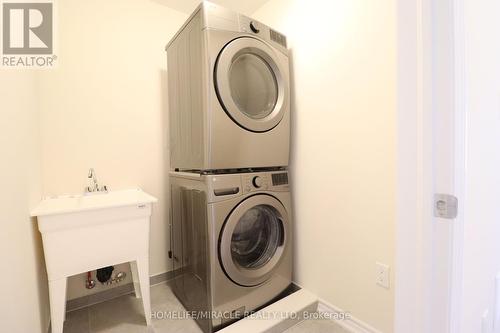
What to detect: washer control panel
<box><xmin>241</xmin><ymin>171</ymin><xmax>289</xmax><ymax>194</ymax></box>
<box><xmin>242</xmin><ymin>174</ymin><xmax>269</xmax><ymax>193</ymax></box>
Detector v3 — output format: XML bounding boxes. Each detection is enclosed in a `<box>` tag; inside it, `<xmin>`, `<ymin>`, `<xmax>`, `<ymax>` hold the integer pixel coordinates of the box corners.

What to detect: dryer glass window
<box><xmin>231</xmin><ymin>204</ymin><xmax>283</xmax><ymax>269</ymax></box>
<box><xmin>229</xmin><ymin>53</ymin><xmax>278</xmax><ymax>119</ymax></box>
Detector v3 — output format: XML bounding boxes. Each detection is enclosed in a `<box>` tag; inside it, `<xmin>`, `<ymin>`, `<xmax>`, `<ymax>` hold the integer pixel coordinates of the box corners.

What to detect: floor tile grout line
<box><xmin>87</xmin><ymin>306</ymin><xmax>92</xmax><ymax>333</ymax></box>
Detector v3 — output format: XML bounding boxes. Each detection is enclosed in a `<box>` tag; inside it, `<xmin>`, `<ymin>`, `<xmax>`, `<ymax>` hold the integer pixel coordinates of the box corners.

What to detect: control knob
<box><xmin>250</xmin><ymin>21</ymin><xmax>260</xmax><ymax>33</ymax></box>
<box><xmin>252</xmin><ymin>176</ymin><xmax>263</xmax><ymax>188</ymax></box>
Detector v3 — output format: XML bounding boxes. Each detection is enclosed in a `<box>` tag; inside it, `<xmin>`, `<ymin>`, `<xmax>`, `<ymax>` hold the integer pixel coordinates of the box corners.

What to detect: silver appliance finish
<box><xmin>169</xmin><ymin>170</ymin><xmax>293</xmax><ymax>332</ymax></box>
<box><xmin>166</xmin><ymin>2</ymin><xmax>290</xmax><ymax>171</ymax></box>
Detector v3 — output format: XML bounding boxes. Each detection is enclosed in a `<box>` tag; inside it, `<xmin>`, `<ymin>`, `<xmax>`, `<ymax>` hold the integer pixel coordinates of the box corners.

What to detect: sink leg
<box><xmin>130</xmin><ymin>261</ymin><xmax>142</xmax><ymax>299</ymax></box>
<box><xmin>136</xmin><ymin>256</ymin><xmax>152</xmax><ymax>326</ymax></box>
<box><xmin>48</xmin><ymin>277</ymin><xmax>67</xmax><ymax>333</ymax></box>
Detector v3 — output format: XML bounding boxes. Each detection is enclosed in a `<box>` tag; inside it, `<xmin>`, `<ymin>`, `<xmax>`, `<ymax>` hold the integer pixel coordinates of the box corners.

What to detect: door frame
<box><xmin>395</xmin><ymin>0</ymin><xmax>466</xmax><ymax>331</ymax></box>
<box><xmin>449</xmin><ymin>0</ymin><xmax>466</xmax><ymax>330</ymax></box>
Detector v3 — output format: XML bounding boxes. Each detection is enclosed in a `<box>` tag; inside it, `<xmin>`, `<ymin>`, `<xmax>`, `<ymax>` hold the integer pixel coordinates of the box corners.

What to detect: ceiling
<box><xmin>153</xmin><ymin>0</ymin><xmax>271</xmax><ymax>16</ymax></box>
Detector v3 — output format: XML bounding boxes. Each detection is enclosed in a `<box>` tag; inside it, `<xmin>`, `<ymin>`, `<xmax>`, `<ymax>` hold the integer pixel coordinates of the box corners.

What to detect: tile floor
<box><xmin>284</xmin><ymin>316</ymin><xmax>352</xmax><ymax>333</ymax></box>
<box><xmin>63</xmin><ymin>283</ymin><xmax>350</xmax><ymax>333</ymax></box>
<box><xmin>64</xmin><ymin>283</ymin><xmax>201</xmax><ymax>333</ymax></box>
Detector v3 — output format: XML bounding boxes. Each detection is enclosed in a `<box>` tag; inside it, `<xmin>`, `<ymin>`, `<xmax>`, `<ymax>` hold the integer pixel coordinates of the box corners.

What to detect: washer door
<box><xmin>215</xmin><ymin>37</ymin><xmax>288</xmax><ymax>133</ymax></box>
<box><xmin>219</xmin><ymin>195</ymin><xmax>290</xmax><ymax>287</ymax></box>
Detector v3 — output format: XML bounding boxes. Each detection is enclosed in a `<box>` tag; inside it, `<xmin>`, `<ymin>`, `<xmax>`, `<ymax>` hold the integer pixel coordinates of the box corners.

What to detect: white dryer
<box><xmin>170</xmin><ymin>170</ymin><xmax>293</xmax><ymax>332</ymax></box>
<box><xmin>166</xmin><ymin>2</ymin><xmax>290</xmax><ymax>171</ymax></box>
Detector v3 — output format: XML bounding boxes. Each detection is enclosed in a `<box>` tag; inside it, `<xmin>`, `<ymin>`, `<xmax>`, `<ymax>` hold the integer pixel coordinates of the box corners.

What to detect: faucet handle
<box><xmin>85</xmin><ymin>168</ymin><xmax>108</xmax><ymax>193</ymax></box>
<box><xmin>86</xmin><ymin>168</ymin><xmax>98</xmax><ymax>193</ymax></box>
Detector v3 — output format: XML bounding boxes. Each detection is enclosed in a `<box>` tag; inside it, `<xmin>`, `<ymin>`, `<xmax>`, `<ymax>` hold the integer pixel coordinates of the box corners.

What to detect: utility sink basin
<box><xmin>31</xmin><ymin>188</ymin><xmax>157</xmax><ymax>217</ymax></box>
<box><xmin>31</xmin><ymin>188</ymin><xmax>157</xmax><ymax>333</ymax></box>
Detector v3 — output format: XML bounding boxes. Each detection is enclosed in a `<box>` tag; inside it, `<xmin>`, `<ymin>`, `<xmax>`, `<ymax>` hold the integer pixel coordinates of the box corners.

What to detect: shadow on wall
<box><xmin>160</xmin><ymin>68</ymin><xmax>172</xmax><ymax>270</ymax></box>
<box><xmin>150</xmin><ymin>0</ymin><xmax>199</xmax><ymax>14</ymax></box>
<box><xmin>30</xmin><ymin>217</ymin><xmax>50</xmax><ymax>332</ymax></box>
<box><xmin>287</xmin><ymin>49</ymin><xmax>299</xmax><ymax>283</ymax></box>
<box><xmin>150</xmin><ymin>0</ymin><xmax>272</xmax><ymax>15</ymax></box>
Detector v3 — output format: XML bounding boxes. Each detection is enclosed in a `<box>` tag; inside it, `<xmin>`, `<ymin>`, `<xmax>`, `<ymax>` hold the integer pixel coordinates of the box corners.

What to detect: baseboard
<box><xmin>317</xmin><ymin>299</ymin><xmax>382</xmax><ymax>333</ymax></box>
<box><xmin>66</xmin><ymin>270</ymin><xmax>178</xmax><ymax>312</ymax></box>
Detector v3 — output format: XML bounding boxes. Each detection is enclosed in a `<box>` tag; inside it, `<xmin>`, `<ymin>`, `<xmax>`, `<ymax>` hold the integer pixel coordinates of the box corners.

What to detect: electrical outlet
<box><xmin>376</xmin><ymin>262</ymin><xmax>390</xmax><ymax>289</ymax></box>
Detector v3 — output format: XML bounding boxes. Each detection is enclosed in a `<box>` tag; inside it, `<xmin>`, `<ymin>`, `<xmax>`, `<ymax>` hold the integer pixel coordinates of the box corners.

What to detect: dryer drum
<box><xmin>228</xmin><ymin>52</ymin><xmax>278</xmax><ymax>120</ymax></box>
<box><xmin>215</xmin><ymin>36</ymin><xmax>289</xmax><ymax>133</ymax></box>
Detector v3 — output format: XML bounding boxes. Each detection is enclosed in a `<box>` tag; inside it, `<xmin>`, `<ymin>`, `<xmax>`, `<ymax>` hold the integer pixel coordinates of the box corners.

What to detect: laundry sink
<box><xmin>31</xmin><ymin>188</ymin><xmax>157</xmax><ymax>333</ymax></box>
<box><xmin>31</xmin><ymin>188</ymin><xmax>157</xmax><ymax>217</ymax></box>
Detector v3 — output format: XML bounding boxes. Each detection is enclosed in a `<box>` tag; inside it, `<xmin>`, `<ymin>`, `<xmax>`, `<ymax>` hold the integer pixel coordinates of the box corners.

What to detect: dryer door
<box><xmin>215</xmin><ymin>37</ymin><xmax>288</xmax><ymax>133</ymax></box>
<box><xmin>219</xmin><ymin>194</ymin><xmax>290</xmax><ymax>287</ymax></box>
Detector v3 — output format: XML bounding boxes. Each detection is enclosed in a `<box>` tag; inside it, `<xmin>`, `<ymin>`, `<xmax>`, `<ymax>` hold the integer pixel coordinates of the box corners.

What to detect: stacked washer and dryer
<box><xmin>166</xmin><ymin>2</ymin><xmax>292</xmax><ymax>332</ymax></box>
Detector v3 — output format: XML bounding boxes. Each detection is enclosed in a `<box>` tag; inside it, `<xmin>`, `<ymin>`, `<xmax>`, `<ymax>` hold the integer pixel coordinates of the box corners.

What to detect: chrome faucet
<box><xmin>86</xmin><ymin>168</ymin><xmax>108</xmax><ymax>193</ymax></box>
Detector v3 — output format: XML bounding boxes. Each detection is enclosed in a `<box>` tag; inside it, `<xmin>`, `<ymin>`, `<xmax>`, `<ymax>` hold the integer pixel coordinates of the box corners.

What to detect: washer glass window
<box><xmin>228</xmin><ymin>53</ymin><xmax>278</xmax><ymax>119</ymax></box>
<box><xmin>230</xmin><ymin>204</ymin><xmax>283</xmax><ymax>269</ymax></box>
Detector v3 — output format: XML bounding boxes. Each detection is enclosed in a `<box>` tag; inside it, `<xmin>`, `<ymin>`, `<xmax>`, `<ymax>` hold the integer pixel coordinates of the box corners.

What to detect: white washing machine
<box><xmin>166</xmin><ymin>2</ymin><xmax>290</xmax><ymax>171</ymax></box>
<box><xmin>169</xmin><ymin>170</ymin><xmax>293</xmax><ymax>332</ymax></box>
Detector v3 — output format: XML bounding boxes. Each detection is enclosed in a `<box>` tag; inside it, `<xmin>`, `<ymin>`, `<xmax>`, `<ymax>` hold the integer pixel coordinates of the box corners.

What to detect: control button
<box><xmin>250</xmin><ymin>21</ymin><xmax>260</xmax><ymax>33</ymax></box>
<box><xmin>252</xmin><ymin>176</ymin><xmax>263</xmax><ymax>188</ymax></box>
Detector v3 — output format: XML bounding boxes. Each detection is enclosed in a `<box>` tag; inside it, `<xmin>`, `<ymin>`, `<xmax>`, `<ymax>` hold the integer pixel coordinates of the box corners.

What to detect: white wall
<box><xmin>457</xmin><ymin>0</ymin><xmax>500</xmax><ymax>331</ymax></box>
<box><xmin>253</xmin><ymin>1</ymin><xmax>397</xmax><ymax>332</ymax></box>
<box><xmin>37</xmin><ymin>0</ymin><xmax>187</xmax><ymax>299</ymax></box>
<box><xmin>0</xmin><ymin>72</ymin><xmax>50</xmax><ymax>332</ymax></box>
